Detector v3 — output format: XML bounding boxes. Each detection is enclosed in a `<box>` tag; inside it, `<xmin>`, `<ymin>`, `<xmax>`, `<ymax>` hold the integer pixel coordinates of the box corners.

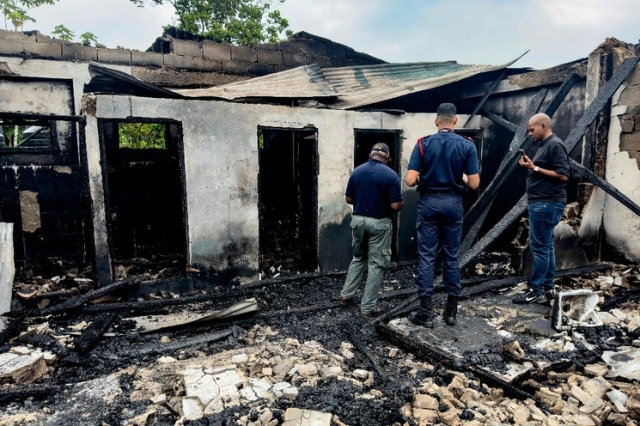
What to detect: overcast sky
<box><xmin>20</xmin><ymin>0</ymin><xmax>640</xmax><ymax>70</ymax></box>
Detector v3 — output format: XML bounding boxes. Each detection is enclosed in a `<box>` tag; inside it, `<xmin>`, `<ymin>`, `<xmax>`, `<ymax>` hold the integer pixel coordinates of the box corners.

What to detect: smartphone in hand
<box><xmin>518</xmin><ymin>149</ymin><xmax>526</xmax><ymax>157</ymax></box>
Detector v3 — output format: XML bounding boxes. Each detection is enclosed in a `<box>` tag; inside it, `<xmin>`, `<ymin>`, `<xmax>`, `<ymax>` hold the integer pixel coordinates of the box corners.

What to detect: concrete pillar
<box><xmin>0</xmin><ymin>223</ymin><xmax>14</xmax><ymax>331</ymax></box>
<box><xmin>82</xmin><ymin>104</ymin><xmax>113</xmax><ymax>285</ymax></box>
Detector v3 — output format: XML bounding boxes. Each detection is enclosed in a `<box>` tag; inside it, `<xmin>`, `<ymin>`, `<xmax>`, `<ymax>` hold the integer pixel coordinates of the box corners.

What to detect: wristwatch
<box><xmin>533</xmin><ymin>166</ymin><xmax>540</xmax><ymax>173</ymax></box>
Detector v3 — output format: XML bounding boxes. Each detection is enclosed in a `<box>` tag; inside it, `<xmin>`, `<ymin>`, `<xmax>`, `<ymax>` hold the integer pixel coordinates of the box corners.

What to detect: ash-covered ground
<box><xmin>1</xmin><ymin>257</ymin><xmax>640</xmax><ymax>426</ymax></box>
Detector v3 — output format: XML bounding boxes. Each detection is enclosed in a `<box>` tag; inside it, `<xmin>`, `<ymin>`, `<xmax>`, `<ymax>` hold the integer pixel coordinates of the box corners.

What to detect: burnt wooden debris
<box><xmin>463</xmin><ymin>69</ymin><xmax>507</xmax><ymax>128</ymax></box>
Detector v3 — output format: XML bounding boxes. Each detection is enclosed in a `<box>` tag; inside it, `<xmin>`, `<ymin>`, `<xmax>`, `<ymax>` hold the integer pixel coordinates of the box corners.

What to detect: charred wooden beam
<box><xmin>461</xmin><ymin>72</ymin><xmax>582</xmax><ymax>249</ymax></box>
<box><xmin>5</xmin><ymin>276</ymin><xmax>144</xmax><ymax>318</ymax></box>
<box><xmin>0</xmin><ymin>385</ymin><xmax>61</xmax><ymax>404</ymax></box>
<box><xmin>570</xmin><ymin>158</ymin><xmax>640</xmax><ymax>217</ymax></box>
<box><xmin>346</xmin><ymin>327</ymin><xmax>388</xmax><ymax>383</ymax></box>
<box><xmin>74</xmin><ymin>312</ymin><xmax>119</xmax><ymax>354</ymax></box>
<box><xmin>460</xmin><ymin>89</ymin><xmax>547</xmax><ymax>240</ymax></box>
<box><xmin>118</xmin><ymin>326</ymin><xmax>237</xmax><ymax>358</ymax></box>
<box><xmin>463</xmin><ymin>70</ymin><xmax>506</xmax><ymax>128</ymax></box>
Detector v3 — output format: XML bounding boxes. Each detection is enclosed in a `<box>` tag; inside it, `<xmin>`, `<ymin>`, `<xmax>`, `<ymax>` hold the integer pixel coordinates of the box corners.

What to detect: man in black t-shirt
<box><xmin>514</xmin><ymin>113</ymin><xmax>570</xmax><ymax>304</ymax></box>
<box><xmin>340</xmin><ymin>143</ymin><xmax>403</xmax><ymax>318</ymax></box>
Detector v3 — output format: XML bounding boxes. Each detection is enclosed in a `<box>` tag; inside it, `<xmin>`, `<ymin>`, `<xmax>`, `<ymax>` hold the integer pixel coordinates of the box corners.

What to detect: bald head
<box><xmin>527</xmin><ymin>113</ymin><xmax>553</xmax><ymax>141</ymax></box>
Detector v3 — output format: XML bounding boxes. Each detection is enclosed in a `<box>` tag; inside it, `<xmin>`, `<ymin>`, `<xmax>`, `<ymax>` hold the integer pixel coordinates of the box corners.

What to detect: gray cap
<box><xmin>436</xmin><ymin>103</ymin><xmax>457</xmax><ymax>116</ymax></box>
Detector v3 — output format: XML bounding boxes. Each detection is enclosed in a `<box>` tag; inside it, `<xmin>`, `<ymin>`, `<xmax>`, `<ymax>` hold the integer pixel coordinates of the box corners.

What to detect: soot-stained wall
<box><xmin>0</xmin><ymin>78</ymin><xmax>86</xmax><ymax>266</ymax></box>
<box><xmin>88</xmin><ymin>94</ymin><xmax>445</xmax><ymax>281</ymax></box>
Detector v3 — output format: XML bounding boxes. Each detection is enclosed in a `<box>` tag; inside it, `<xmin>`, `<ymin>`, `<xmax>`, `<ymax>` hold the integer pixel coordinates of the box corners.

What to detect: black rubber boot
<box><xmin>443</xmin><ymin>295</ymin><xmax>458</xmax><ymax>326</ymax></box>
<box><xmin>408</xmin><ymin>297</ymin><xmax>434</xmax><ymax>328</ymax></box>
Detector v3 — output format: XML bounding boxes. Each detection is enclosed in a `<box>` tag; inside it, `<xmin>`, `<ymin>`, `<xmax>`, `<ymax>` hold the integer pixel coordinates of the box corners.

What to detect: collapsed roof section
<box><xmin>175</xmin><ymin>56</ymin><xmax>528</xmax><ymax>109</ymax></box>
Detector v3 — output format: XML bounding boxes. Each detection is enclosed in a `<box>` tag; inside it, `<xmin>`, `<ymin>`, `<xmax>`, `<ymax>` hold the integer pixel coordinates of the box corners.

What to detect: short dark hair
<box><xmin>436</xmin><ymin>103</ymin><xmax>457</xmax><ymax>122</ymax></box>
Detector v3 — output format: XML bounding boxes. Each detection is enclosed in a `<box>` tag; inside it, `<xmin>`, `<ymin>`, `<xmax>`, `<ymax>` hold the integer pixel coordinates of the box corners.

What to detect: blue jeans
<box><xmin>415</xmin><ymin>194</ymin><xmax>463</xmax><ymax>298</ymax></box>
<box><xmin>528</xmin><ymin>201</ymin><xmax>565</xmax><ymax>294</ymax></box>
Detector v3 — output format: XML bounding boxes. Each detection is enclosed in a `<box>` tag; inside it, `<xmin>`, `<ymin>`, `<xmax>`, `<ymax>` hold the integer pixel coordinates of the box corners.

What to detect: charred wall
<box><xmin>0</xmin><ymin>78</ymin><xmax>87</xmax><ymax>267</ymax></box>
<box><xmin>477</xmin><ymin>81</ymin><xmax>587</xmax><ymax>249</ymax></box>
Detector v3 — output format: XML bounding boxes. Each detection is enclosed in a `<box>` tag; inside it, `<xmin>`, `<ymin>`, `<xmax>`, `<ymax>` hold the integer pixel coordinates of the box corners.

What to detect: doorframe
<box><xmin>353</xmin><ymin>128</ymin><xmax>403</xmax><ymax>260</ymax></box>
<box><xmin>97</xmin><ymin>117</ymin><xmax>189</xmax><ymax>270</ymax></box>
<box><xmin>257</xmin><ymin>125</ymin><xmax>319</xmax><ymax>272</ymax></box>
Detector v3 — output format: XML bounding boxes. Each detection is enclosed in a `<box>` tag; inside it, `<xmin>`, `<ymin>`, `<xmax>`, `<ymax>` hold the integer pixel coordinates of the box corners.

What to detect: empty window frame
<box><xmin>0</xmin><ymin>117</ymin><xmax>57</xmax><ymax>150</ymax></box>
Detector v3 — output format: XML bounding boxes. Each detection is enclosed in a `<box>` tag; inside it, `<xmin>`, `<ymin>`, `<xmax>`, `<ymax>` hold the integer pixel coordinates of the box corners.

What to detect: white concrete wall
<box><xmin>601</xmin><ymin>64</ymin><xmax>640</xmax><ymax>261</ymax></box>
<box><xmin>90</xmin><ymin>95</ymin><xmax>442</xmax><ymax>278</ymax></box>
<box><xmin>0</xmin><ymin>56</ymin><xmax>130</xmax><ymax>114</ymax></box>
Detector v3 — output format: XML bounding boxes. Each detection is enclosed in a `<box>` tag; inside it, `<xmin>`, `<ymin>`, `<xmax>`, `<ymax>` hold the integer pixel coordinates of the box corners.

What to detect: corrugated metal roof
<box><xmin>176</xmin><ymin>57</ymin><xmax>522</xmax><ymax>109</ymax></box>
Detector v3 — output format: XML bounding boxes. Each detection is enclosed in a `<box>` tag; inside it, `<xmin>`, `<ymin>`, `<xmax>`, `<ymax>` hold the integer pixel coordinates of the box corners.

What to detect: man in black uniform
<box><xmin>340</xmin><ymin>143</ymin><xmax>403</xmax><ymax>318</ymax></box>
<box><xmin>513</xmin><ymin>113</ymin><xmax>570</xmax><ymax>304</ymax></box>
<box><xmin>406</xmin><ymin>103</ymin><xmax>480</xmax><ymax>327</ymax></box>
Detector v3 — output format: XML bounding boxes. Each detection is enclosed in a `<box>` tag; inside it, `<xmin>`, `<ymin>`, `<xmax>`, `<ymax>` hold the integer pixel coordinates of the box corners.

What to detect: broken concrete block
<box><xmin>295</xmin><ymin>364</ymin><xmax>318</xmax><ymax>377</ymax></box>
<box><xmin>282</xmin><ymin>408</ymin><xmax>331</xmax><ymax>426</ymax></box>
<box><xmin>412</xmin><ymin>408</ymin><xmax>438</xmax><ymax>424</ymax></box>
<box><xmin>413</xmin><ymin>394</ymin><xmax>439</xmax><ymax>410</ymax></box>
<box><xmin>319</xmin><ymin>366</ymin><xmax>342</xmax><ymax>378</ymax></box>
<box><xmin>584</xmin><ymin>364</ymin><xmax>610</xmax><ymax>377</ymax></box>
<box><xmin>262</xmin><ymin>367</ymin><xmax>273</xmax><ymax>376</ymax></box>
<box><xmin>352</xmin><ymin>369</ymin><xmax>369</xmax><ymax>380</ymax></box>
<box><xmin>571</xmin><ymin>386</ymin><xmax>592</xmax><ymax>405</ymax></box>
<box><xmin>273</xmin><ymin>359</ymin><xmax>295</xmax><ymax>379</ymax></box>
<box><xmin>614</xmin><ymin>400</ymin><xmax>629</xmax><ymax>414</ymax></box>
<box><xmin>182</xmin><ymin>398</ymin><xmax>204</xmax><ymax>420</ymax></box>
<box><xmin>579</xmin><ymin>396</ymin><xmax>605</xmax><ymax>414</ymax></box>
<box><xmin>212</xmin><ymin>370</ymin><xmax>243</xmax><ymax>388</ymax></box>
<box><xmin>272</xmin><ymin>382</ymin><xmax>292</xmax><ymax>398</ymax></box>
<box><xmin>512</xmin><ymin>404</ymin><xmax>531</xmax><ymax>423</ymax></box>
<box><xmin>606</xmin><ymin>389</ymin><xmax>629</xmax><ymax>405</ymax></box>
<box><xmin>203</xmin><ymin>399</ymin><xmax>224</xmax><ymax>416</ymax></box>
<box><xmin>627</xmin><ymin>393</ymin><xmax>640</xmax><ymax>416</ymax></box>
<box><xmin>240</xmin><ymin>387</ymin><xmax>257</xmax><ymax>401</ymax></box>
<box><xmin>438</xmin><ymin>408</ymin><xmax>460</xmax><ymax>426</ymax></box>
<box><xmin>231</xmin><ymin>353</ymin><xmax>248</xmax><ymax>364</ymax></box>
<box><xmin>388</xmin><ymin>348</ymin><xmax>399</xmax><ymax>358</ymax></box>
<box><xmin>582</xmin><ymin>376</ymin><xmax>612</xmax><ymax>398</ymax></box>
<box><xmin>282</xmin><ymin>386</ymin><xmax>298</xmax><ymax>400</ymax></box>
<box><xmin>150</xmin><ymin>393</ymin><xmax>167</xmax><ymax>404</ymax></box>
<box><xmin>602</xmin><ymin>347</ymin><xmax>640</xmax><ymax>381</ymax></box>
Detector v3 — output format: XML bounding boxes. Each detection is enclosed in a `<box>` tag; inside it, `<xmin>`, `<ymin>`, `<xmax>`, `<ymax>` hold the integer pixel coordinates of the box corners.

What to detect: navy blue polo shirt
<box><xmin>345</xmin><ymin>159</ymin><xmax>403</xmax><ymax>219</ymax></box>
<box><xmin>408</xmin><ymin>129</ymin><xmax>480</xmax><ymax>194</ymax></box>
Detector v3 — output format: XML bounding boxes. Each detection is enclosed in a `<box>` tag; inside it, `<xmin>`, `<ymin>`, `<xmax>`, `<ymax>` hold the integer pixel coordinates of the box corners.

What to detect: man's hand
<box><xmin>519</xmin><ymin>154</ymin><xmax>534</xmax><ymax>170</ymax></box>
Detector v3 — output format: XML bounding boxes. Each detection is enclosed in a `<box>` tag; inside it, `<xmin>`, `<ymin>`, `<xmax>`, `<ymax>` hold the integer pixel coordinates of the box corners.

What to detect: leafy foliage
<box><xmin>131</xmin><ymin>0</ymin><xmax>293</xmax><ymax>44</ymax></box>
<box><xmin>0</xmin><ymin>0</ymin><xmax>55</xmax><ymax>30</ymax></box>
<box><xmin>79</xmin><ymin>31</ymin><xmax>98</xmax><ymax>46</ymax></box>
<box><xmin>52</xmin><ymin>24</ymin><xmax>73</xmax><ymax>41</ymax></box>
<box><xmin>119</xmin><ymin>123</ymin><xmax>166</xmax><ymax>149</ymax></box>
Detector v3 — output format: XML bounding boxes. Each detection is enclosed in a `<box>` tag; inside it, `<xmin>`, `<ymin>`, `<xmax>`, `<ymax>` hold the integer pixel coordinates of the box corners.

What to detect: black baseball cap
<box><xmin>370</xmin><ymin>142</ymin><xmax>390</xmax><ymax>155</ymax></box>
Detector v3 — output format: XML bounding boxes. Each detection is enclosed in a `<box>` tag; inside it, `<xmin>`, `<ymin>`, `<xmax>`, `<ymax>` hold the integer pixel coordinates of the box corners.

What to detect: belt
<box><xmin>420</xmin><ymin>189</ymin><xmax>460</xmax><ymax>196</ymax></box>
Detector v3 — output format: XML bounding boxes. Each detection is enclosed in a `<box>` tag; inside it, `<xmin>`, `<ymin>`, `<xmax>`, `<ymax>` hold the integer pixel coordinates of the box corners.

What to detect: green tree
<box><xmin>119</xmin><ymin>123</ymin><xmax>166</xmax><ymax>149</ymax></box>
<box><xmin>52</xmin><ymin>24</ymin><xmax>73</xmax><ymax>41</ymax></box>
<box><xmin>0</xmin><ymin>0</ymin><xmax>55</xmax><ymax>30</ymax></box>
<box><xmin>130</xmin><ymin>0</ymin><xmax>293</xmax><ymax>45</ymax></box>
<box><xmin>79</xmin><ymin>31</ymin><xmax>98</xmax><ymax>46</ymax></box>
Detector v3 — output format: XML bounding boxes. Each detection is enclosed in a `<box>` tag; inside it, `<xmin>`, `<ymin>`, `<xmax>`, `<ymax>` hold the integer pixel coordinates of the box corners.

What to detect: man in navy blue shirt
<box><xmin>406</xmin><ymin>103</ymin><xmax>480</xmax><ymax>327</ymax></box>
<box><xmin>513</xmin><ymin>113</ymin><xmax>569</xmax><ymax>304</ymax></box>
<box><xmin>340</xmin><ymin>142</ymin><xmax>403</xmax><ymax>318</ymax></box>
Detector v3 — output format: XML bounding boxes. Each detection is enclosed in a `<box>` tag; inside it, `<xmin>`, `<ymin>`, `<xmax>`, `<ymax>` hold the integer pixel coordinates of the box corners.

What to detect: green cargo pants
<box><xmin>340</xmin><ymin>215</ymin><xmax>392</xmax><ymax>314</ymax></box>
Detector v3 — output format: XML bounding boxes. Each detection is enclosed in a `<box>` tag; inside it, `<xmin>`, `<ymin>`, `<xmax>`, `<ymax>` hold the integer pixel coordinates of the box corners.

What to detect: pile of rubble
<box><xmin>1</xmin><ymin>260</ymin><xmax>640</xmax><ymax>425</ymax></box>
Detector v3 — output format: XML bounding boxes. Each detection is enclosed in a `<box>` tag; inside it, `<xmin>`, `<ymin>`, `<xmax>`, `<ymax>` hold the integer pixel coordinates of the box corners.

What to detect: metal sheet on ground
<box><xmin>387</xmin><ymin>288</ymin><xmax>568</xmax><ymax>383</ymax></box>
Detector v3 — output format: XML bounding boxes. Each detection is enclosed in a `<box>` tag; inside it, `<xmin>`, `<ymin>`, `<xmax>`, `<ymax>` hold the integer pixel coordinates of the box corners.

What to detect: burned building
<box><xmin>1</xmin><ymin>29</ymin><xmax>640</xmax><ymax>287</ymax></box>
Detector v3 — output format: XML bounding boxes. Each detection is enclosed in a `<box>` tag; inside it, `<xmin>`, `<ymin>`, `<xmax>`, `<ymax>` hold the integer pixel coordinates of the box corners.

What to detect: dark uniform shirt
<box><xmin>345</xmin><ymin>159</ymin><xmax>402</xmax><ymax>219</ymax></box>
<box><xmin>526</xmin><ymin>134</ymin><xmax>570</xmax><ymax>203</ymax></box>
<box><xmin>407</xmin><ymin>129</ymin><xmax>480</xmax><ymax>194</ymax></box>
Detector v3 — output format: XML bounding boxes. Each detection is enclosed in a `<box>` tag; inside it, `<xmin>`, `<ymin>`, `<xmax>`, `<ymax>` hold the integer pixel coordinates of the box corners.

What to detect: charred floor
<box><xmin>1</xmin><ymin>256</ymin><xmax>640</xmax><ymax>426</ymax></box>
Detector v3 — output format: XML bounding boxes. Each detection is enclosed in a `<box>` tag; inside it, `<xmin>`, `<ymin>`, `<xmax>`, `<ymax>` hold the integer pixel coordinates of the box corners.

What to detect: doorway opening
<box><xmin>99</xmin><ymin>120</ymin><xmax>187</xmax><ymax>269</ymax></box>
<box><xmin>258</xmin><ymin>127</ymin><xmax>318</xmax><ymax>274</ymax></box>
<box><xmin>353</xmin><ymin>129</ymin><xmax>402</xmax><ymax>260</ymax></box>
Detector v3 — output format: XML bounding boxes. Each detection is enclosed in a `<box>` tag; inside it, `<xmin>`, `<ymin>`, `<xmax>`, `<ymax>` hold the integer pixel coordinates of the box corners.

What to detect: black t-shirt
<box><xmin>345</xmin><ymin>159</ymin><xmax>403</xmax><ymax>219</ymax></box>
<box><xmin>526</xmin><ymin>134</ymin><xmax>570</xmax><ymax>203</ymax></box>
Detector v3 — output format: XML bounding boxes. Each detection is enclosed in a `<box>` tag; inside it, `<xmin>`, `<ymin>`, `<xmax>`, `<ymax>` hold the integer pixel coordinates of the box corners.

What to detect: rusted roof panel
<box><xmin>177</xmin><ymin>57</ymin><xmax>523</xmax><ymax>109</ymax></box>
